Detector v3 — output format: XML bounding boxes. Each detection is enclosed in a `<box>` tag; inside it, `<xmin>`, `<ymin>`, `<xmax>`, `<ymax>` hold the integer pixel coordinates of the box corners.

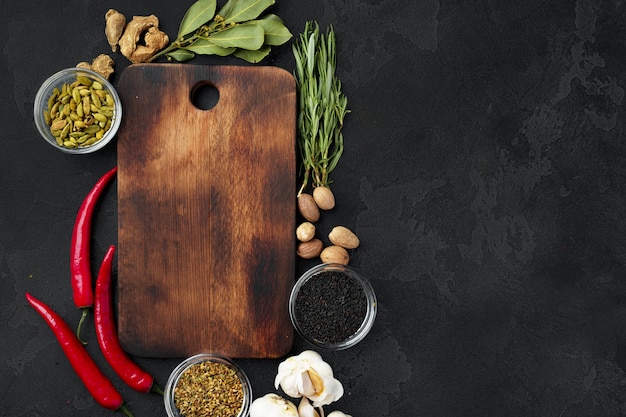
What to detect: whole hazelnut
<box><xmin>296</xmin><ymin>222</ymin><xmax>316</xmax><ymax>242</ymax></box>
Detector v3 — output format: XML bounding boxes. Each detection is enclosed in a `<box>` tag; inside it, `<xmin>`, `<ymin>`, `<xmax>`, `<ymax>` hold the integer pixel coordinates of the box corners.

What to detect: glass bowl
<box><xmin>289</xmin><ymin>263</ymin><xmax>377</xmax><ymax>350</ymax></box>
<box><xmin>33</xmin><ymin>68</ymin><xmax>122</xmax><ymax>154</ymax></box>
<box><xmin>164</xmin><ymin>353</ymin><xmax>252</xmax><ymax>417</ymax></box>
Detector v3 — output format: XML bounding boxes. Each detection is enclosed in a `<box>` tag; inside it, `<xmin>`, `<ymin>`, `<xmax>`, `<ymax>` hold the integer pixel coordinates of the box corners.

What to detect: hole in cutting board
<box><xmin>191</xmin><ymin>82</ymin><xmax>219</xmax><ymax>110</ymax></box>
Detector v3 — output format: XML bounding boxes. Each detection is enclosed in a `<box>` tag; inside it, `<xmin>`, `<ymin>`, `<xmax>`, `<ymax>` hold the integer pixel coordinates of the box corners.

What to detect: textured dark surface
<box><xmin>2</xmin><ymin>0</ymin><xmax>626</xmax><ymax>416</ymax></box>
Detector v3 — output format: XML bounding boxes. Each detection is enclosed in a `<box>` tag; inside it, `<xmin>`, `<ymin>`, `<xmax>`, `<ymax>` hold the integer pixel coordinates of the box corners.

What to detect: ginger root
<box><xmin>118</xmin><ymin>15</ymin><xmax>169</xmax><ymax>64</ymax></box>
<box><xmin>76</xmin><ymin>54</ymin><xmax>115</xmax><ymax>80</ymax></box>
<box><xmin>105</xmin><ymin>9</ymin><xmax>126</xmax><ymax>52</ymax></box>
<box><xmin>91</xmin><ymin>54</ymin><xmax>115</xmax><ymax>79</ymax></box>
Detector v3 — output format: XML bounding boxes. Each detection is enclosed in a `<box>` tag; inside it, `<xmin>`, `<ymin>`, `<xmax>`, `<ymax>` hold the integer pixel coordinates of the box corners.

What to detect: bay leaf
<box><xmin>234</xmin><ymin>44</ymin><xmax>271</xmax><ymax>63</ymax></box>
<box><xmin>166</xmin><ymin>49</ymin><xmax>196</xmax><ymax>62</ymax></box>
<box><xmin>253</xmin><ymin>14</ymin><xmax>292</xmax><ymax>46</ymax></box>
<box><xmin>219</xmin><ymin>0</ymin><xmax>275</xmax><ymax>24</ymax></box>
<box><xmin>207</xmin><ymin>22</ymin><xmax>265</xmax><ymax>50</ymax></box>
<box><xmin>177</xmin><ymin>0</ymin><xmax>217</xmax><ymax>39</ymax></box>
<box><xmin>187</xmin><ymin>39</ymin><xmax>236</xmax><ymax>56</ymax></box>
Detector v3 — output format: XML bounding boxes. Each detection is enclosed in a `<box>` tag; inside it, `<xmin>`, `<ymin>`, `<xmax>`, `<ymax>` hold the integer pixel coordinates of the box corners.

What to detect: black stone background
<box><xmin>3</xmin><ymin>0</ymin><xmax>626</xmax><ymax>416</ymax></box>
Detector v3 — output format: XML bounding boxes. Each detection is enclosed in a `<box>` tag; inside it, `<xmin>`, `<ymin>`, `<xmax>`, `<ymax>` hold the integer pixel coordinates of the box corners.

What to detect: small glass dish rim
<box><xmin>163</xmin><ymin>353</ymin><xmax>252</xmax><ymax>417</ymax></box>
<box><xmin>289</xmin><ymin>262</ymin><xmax>377</xmax><ymax>350</ymax></box>
<box><xmin>33</xmin><ymin>67</ymin><xmax>122</xmax><ymax>154</ymax></box>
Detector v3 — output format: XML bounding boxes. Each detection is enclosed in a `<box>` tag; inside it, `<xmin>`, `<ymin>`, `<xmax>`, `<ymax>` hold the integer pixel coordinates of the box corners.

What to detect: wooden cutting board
<box><xmin>115</xmin><ymin>64</ymin><xmax>296</xmax><ymax>358</ymax></box>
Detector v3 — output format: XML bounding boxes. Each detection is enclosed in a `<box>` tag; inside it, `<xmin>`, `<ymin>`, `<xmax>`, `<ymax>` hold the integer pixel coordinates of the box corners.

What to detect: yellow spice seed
<box><xmin>72</xmin><ymin>88</ymin><xmax>81</xmax><ymax>104</ymax></box>
<box><xmin>49</xmin><ymin>101</ymin><xmax>60</xmax><ymax>117</ymax></box>
<box><xmin>47</xmin><ymin>92</ymin><xmax>57</xmax><ymax>111</ymax></box>
<box><xmin>91</xmin><ymin>91</ymin><xmax>101</xmax><ymax>108</ymax></box>
<box><xmin>43</xmin><ymin>76</ymin><xmax>114</xmax><ymax>149</ymax></box>
<box><xmin>83</xmin><ymin>96</ymin><xmax>90</xmax><ymax>116</ymax></box>
<box><xmin>76</xmin><ymin>75</ymin><xmax>92</xmax><ymax>86</ymax></box>
<box><xmin>50</xmin><ymin>119</ymin><xmax>66</xmax><ymax>131</ymax></box>
<box><xmin>174</xmin><ymin>361</ymin><xmax>244</xmax><ymax>417</ymax></box>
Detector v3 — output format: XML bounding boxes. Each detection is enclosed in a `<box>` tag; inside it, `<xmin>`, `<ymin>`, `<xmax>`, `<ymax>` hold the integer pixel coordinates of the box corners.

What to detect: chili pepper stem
<box><xmin>151</xmin><ymin>383</ymin><xmax>164</xmax><ymax>395</ymax></box>
<box><xmin>117</xmin><ymin>403</ymin><xmax>135</xmax><ymax>417</ymax></box>
<box><xmin>76</xmin><ymin>307</ymin><xmax>91</xmax><ymax>344</ymax></box>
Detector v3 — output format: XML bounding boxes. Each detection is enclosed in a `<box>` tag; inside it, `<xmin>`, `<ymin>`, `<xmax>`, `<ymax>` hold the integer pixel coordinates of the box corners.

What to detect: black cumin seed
<box><xmin>294</xmin><ymin>270</ymin><xmax>367</xmax><ymax>344</ymax></box>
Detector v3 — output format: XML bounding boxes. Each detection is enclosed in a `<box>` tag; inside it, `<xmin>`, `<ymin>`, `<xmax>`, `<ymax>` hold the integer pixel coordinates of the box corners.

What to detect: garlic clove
<box><xmin>250</xmin><ymin>393</ymin><xmax>298</xmax><ymax>417</ymax></box>
<box><xmin>306</xmin><ymin>369</ymin><xmax>325</xmax><ymax>394</ymax></box>
<box><xmin>327</xmin><ymin>412</ymin><xmax>352</xmax><ymax>417</ymax></box>
<box><xmin>298</xmin><ymin>397</ymin><xmax>321</xmax><ymax>417</ymax></box>
<box><xmin>309</xmin><ymin>376</ymin><xmax>344</xmax><ymax>407</ymax></box>
<box><xmin>300</xmin><ymin>370</ymin><xmax>317</xmax><ymax>397</ymax></box>
<box><xmin>276</xmin><ymin>373</ymin><xmax>304</xmax><ymax>398</ymax></box>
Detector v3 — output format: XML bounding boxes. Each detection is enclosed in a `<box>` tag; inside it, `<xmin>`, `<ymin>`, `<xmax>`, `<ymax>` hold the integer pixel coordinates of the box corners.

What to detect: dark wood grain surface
<box><xmin>116</xmin><ymin>64</ymin><xmax>296</xmax><ymax>358</ymax></box>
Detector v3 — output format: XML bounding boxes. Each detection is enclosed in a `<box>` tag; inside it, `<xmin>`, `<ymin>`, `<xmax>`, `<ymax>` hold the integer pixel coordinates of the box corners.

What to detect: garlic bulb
<box><xmin>250</xmin><ymin>393</ymin><xmax>298</xmax><ymax>417</ymax></box>
<box><xmin>274</xmin><ymin>350</ymin><xmax>344</xmax><ymax>407</ymax></box>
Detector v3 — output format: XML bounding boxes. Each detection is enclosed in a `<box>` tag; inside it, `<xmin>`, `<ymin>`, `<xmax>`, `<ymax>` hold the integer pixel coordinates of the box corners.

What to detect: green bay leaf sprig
<box><xmin>149</xmin><ymin>0</ymin><xmax>292</xmax><ymax>63</ymax></box>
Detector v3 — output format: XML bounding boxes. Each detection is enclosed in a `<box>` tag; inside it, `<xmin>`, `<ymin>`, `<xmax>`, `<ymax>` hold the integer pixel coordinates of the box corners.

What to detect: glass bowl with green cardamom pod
<box><xmin>164</xmin><ymin>353</ymin><xmax>252</xmax><ymax>417</ymax></box>
<box><xmin>33</xmin><ymin>68</ymin><xmax>122</xmax><ymax>154</ymax></box>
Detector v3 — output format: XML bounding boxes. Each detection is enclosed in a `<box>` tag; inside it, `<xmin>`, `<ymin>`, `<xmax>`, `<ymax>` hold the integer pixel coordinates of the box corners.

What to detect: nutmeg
<box><xmin>328</xmin><ymin>226</ymin><xmax>360</xmax><ymax>249</ymax></box>
<box><xmin>320</xmin><ymin>245</ymin><xmax>350</xmax><ymax>265</ymax></box>
<box><xmin>297</xmin><ymin>239</ymin><xmax>323</xmax><ymax>259</ymax></box>
<box><xmin>297</xmin><ymin>193</ymin><xmax>320</xmax><ymax>222</ymax></box>
<box><xmin>313</xmin><ymin>186</ymin><xmax>335</xmax><ymax>210</ymax></box>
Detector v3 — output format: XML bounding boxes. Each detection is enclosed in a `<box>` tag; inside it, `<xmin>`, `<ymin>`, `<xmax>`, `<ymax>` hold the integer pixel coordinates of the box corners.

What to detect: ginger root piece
<box><xmin>118</xmin><ymin>15</ymin><xmax>169</xmax><ymax>64</ymax></box>
<box><xmin>91</xmin><ymin>54</ymin><xmax>115</xmax><ymax>79</ymax></box>
<box><xmin>75</xmin><ymin>54</ymin><xmax>115</xmax><ymax>80</ymax></box>
<box><xmin>105</xmin><ymin>9</ymin><xmax>126</xmax><ymax>52</ymax></box>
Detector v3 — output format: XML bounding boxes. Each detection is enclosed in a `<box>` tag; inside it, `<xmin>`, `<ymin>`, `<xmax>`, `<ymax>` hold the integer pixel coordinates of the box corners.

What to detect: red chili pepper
<box><xmin>95</xmin><ymin>245</ymin><xmax>163</xmax><ymax>394</ymax></box>
<box><xmin>25</xmin><ymin>292</ymin><xmax>134</xmax><ymax>417</ymax></box>
<box><xmin>71</xmin><ymin>166</ymin><xmax>118</xmax><ymax>343</ymax></box>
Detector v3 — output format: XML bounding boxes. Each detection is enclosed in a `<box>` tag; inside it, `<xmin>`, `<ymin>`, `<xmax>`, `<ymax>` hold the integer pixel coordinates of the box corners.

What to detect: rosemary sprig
<box><xmin>293</xmin><ymin>21</ymin><xmax>349</xmax><ymax>196</ymax></box>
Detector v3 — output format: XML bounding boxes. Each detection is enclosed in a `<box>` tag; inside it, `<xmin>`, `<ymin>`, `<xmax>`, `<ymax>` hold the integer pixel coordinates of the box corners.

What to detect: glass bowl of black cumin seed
<box><xmin>164</xmin><ymin>353</ymin><xmax>252</xmax><ymax>417</ymax></box>
<box><xmin>289</xmin><ymin>263</ymin><xmax>377</xmax><ymax>350</ymax></box>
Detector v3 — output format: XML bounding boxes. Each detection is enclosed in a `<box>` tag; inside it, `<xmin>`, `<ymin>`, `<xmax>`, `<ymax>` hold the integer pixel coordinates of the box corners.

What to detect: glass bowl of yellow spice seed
<box><xmin>164</xmin><ymin>353</ymin><xmax>252</xmax><ymax>417</ymax></box>
<box><xmin>33</xmin><ymin>67</ymin><xmax>122</xmax><ymax>154</ymax></box>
